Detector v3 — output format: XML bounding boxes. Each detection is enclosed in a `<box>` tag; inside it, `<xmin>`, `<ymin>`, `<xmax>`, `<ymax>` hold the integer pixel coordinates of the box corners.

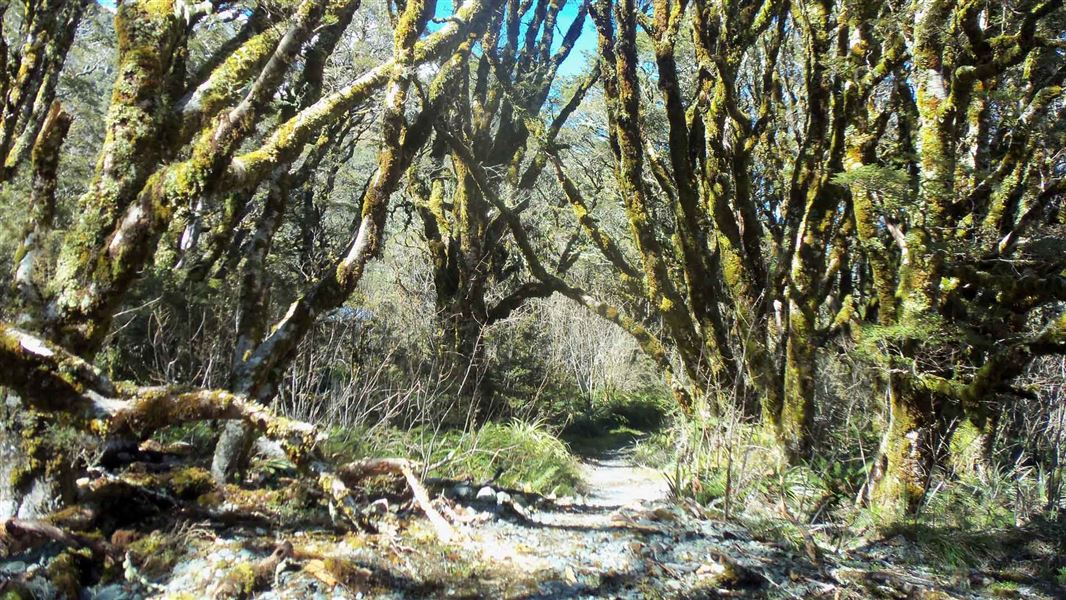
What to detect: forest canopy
<box><xmin>0</xmin><ymin>0</ymin><xmax>1064</xmax><ymax>594</ymax></box>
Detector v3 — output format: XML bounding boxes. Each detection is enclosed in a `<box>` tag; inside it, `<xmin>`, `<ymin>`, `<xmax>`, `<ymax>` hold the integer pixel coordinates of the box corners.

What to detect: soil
<box><xmin>2</xmin><ymin>442</ymin><xmax>1064</xmax><ymax>599</ymax></box>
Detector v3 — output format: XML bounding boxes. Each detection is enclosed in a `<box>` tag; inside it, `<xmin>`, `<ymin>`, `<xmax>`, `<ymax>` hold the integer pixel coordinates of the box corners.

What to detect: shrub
<box><xmin>326</xmin><ymin>419</ymin><xmax>583</xmax><ymax>496</ymax></box>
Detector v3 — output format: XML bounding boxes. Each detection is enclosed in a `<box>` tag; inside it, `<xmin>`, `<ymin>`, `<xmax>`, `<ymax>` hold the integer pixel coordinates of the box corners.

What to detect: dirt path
<box><xmin>453</xmin><ymin>447</ymin><xmax>677</xmax><ymax>598</ymax></box>
<box><xmin>428</xmin><ymin>444</ymin><xmax>846</xmax><ymax>599</ymax></box>
<box><xmin>579</xmin><ymin>451</ymin><xmax>670</xmax><ymax>507</ymax></box>
<box><xmin>455</xmin><ymin>447</ymin><xmax>678</xmax><ymax>598</ymax></box>
<box><xmin>426</xmin><ymin>448</ymin><xmax>1046</xmax><ymax>599</ymax></box>
<box><xmin>50</xmin><ymin>444</ymin><xmax>1057</xmax><ymax>599</ymax></box>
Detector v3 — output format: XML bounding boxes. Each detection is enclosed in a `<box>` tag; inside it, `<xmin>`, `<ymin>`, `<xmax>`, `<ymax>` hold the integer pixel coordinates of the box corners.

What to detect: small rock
<box><xmin>496</xmin><ymin>491</ymin><xmax>512</xmax><ymax>505</ymax></box>
<box><xmin>696</xmin><ymin>561</ymin><xmax>726</xmax><ymax>577</ymax></box>
<box><xmin>254</xmin><ymin>437</ymin><xmax>288</xmax><ymax>461</ymax></box>
<box><xmin>89</xmin><ymin>584</ymin><xmax>130</xmax><ymax>600</ymax></box>
<box><xmin>450</xmin><ymin>484</ymin><xmax>474</xmax><ymax>499</ymax></box>
<box><xmin>476</xmin><ymin>486</ymin><xmax>495</xmax><ymax>500</ymax></box>
<box><xmin>0</xmin><ymin>560</ymin><xmax>28</xmax><ymax>576</ymax></box>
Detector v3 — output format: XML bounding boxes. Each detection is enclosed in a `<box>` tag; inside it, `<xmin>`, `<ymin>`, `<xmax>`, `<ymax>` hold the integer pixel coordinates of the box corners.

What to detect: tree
<box><xmin>0</xmin><ymin>0</ymin><xmax>502</xmax><ymax>517</ymax></box>
<box><xmin>0</xmin><ymin>0</ymin><xmax>1062</xmax><ymax>527</ymax></box>
<box><xmin>857</xmin><ymin>0</ymin><xmax>1066</xmax><ymax>513</ymax></box>
<box><xmin>532</xmin><ymin>0</ymin><xmax>1066</xmax><ymax>514</ymax></box>
<box><xmin>405</xmin><ymin>0</ymin><xmax>593</xmax><ymax>418</ymax></box>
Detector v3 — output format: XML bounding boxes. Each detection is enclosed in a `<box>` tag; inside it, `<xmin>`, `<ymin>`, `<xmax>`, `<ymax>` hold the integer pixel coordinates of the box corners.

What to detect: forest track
<box><xmin>15</xmin><ymin>442</ymin><xmax>1057</xmax><ymax>599</ymax></box>
<box><xmin>422</xmin><ymin>442</ymin><xmax>828</xmax><ymax>599</ymax></box>
<box><xmin>401</xmin><ymin>443</ymin><xmax>1052</xmax><ymax>599</ymax></box>
<box><xmin>453</xmin><ymin>444</ymin><xmax>681</xmax><ymax>598</ymax></box>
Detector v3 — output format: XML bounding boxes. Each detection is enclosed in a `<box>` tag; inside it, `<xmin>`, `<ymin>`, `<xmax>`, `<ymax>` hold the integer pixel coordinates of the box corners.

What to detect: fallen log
<box><xmin>0</xmin><ymin>322</ymin><xmax>450</xmax><ymax>540</ymax></box>
<box><xmin>0</xmin><ymin>518</ymin><xmax>109</xmax><ymax>560</ymax></box>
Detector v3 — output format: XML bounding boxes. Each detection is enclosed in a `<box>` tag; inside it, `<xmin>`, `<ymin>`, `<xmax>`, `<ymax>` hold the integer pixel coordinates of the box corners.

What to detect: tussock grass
<box><xmin>326</xmin><ymin>419</ymin><xmax>583</xmax><ymax>496</ymax></box>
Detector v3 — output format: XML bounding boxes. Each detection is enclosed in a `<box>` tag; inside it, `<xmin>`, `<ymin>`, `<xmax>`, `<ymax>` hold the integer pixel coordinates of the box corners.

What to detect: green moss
<box><xmin>322</xmin><ymin>556</ymin><xmax>370</xmax><ymax>586</ymax></box>
<box><xmin>230</xmin><ymin>562</ymin><xmax>257</xmax><ymax>594</ymax></box>
<box><xmin>193</xmin><ymin>29</ymin><xmax>282</xmax><ymax>124</ymax></box>
<box><xmin>1</xmin><ymin>584</ymin><xmax>34</xmax><ymax>600</ymax></box>
<box><xmin>7</xmin><ymin>412</ymin><xmax>76</xmax><ymax>492</ymax></box>
<box><xmin>127</xmin><ymin>530</ymin><xmax>181</xmax><ymax>577</ymax></box>
<box><xmin>169</xmin><ymin>466</ymin><xmax>215</xmax><ymax>499</ymax></box>
<box><xmin>45</xmin><ymin>548</ymin><xmax>90</xmax><ymax>599</ymax></box>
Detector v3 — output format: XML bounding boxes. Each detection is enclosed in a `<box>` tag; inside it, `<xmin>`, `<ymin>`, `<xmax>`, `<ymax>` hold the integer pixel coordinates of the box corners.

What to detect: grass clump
<box><xmin>127</xmin><ymin>530</ymin><xmax>182</xmax><ymax>578</ymax></box>
<box><xmin>326</xmin><ymin>419</ymin><xmax>583</xmax><ymax>496</ymax></box>
<box><xmin>987</xmin><ymin>581</ymin><xmax>1020</xmax><ymax>597</ymax></box>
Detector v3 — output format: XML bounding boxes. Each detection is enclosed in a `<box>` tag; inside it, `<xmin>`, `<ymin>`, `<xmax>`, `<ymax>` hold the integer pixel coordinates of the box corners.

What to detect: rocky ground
<box><xmin>2</xmin><ymin>443</ymin><xmax>1065</xmax><ymax>599</ymax></box>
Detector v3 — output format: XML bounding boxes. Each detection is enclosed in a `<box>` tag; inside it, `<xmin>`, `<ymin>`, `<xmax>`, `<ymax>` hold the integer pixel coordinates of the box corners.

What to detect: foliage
<box><xmin>0</xmin><ymin>1</ymin><xmax>1061</xmax><ymax>589</ymax></box>
<box><xmin>326</xmin><ymin>420</ymin><xmax>584</xmax><ymax>496</ymax></box>
<box><xmin>563</xmin><ymin>389</ymin><xmax>674</xmax><ymax>439</ymax></box>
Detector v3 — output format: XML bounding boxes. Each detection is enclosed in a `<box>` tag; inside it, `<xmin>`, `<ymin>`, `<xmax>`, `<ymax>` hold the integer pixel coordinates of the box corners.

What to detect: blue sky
<box><xmin>97</xmin><ymin>0</ymin><xmax>597</xmax><ymax>76</ymax></box>
<box><xmin>444</xmin><ymin>0</ymin><xmax>598</xmax><ymax>78</ymax></box>
<box><xmin>541</xmin><ymin>0</ymin><xmax>598</xmax><ymax>77</ymax></box>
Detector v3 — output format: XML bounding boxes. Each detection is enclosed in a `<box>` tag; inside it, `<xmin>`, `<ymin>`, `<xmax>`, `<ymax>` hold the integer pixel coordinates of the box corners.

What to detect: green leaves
<box><xmin>831</xmin><ymin>165</ymin><xmax>911</xmax><ymax>209</ymax></box>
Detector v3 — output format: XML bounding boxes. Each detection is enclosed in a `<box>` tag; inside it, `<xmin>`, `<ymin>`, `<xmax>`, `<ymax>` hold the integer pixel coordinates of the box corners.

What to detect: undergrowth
<box><xmin>562</xmin><ymin>390</ymin><xmax>674</xmax><ymax>457</ymax></box>
<box><xmin>651</xmin><ymin>399</ymin><xmax>1066</xmax><ymax>587</ymax></box>
<box><xmin>325</xmin><ymin>419</ymin><xmax>583</xmax><ymax>497</ymax></box>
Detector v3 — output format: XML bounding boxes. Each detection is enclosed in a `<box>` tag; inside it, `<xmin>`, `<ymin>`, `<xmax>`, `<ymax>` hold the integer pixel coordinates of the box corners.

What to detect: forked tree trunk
<box><xmin>209</xmin><ymin>0</ymin><xmax>480</xmax><ymax>483</ymax></box>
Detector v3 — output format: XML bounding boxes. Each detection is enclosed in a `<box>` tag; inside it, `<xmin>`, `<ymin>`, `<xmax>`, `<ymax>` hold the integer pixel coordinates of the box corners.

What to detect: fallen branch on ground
<box><xmin>338</xmin><ymin>458</ymin><xmax>458</xmax><ymax>542</ymax></box>
<box><xmin>0</xmin><ymin>518</ymin><xmax>109</xmax><ymax>560</ymax></box>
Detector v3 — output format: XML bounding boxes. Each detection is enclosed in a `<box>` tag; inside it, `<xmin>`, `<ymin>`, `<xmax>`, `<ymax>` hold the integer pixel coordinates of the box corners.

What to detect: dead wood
<box><xmin>337</xmin><ymin>458</ymin><xmax>458</xmax><ymax>543</ymax></box>
<box><xmin>0</xmin><ymin>518</ymin><xmax>109</xmax><ymax>560</ymax></box>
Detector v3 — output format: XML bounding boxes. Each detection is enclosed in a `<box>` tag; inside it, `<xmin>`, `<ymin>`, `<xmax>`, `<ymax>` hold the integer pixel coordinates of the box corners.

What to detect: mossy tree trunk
<box><xmin>871</xmin><ymin>376</ymin><xmax>950</xmax><ymax>515</ymax></box>
<box><xmin>211</xmin><ymin>0</ymin><xmax>361</xmax><ymax>483</ymax></box>
<box><xmin>0</xmin><ymin>0</ymin><xmax>87</xmax><ymax>182</ymax></box>
<box><xmin>0</xmin><ymin>0</ymin><xmax>503</xmax><ymax>511</ymax></box>
<box><xmin>0</xmin><ymin>403</ymin><xmax>77</xmax><ymax>520</ymax></box>
<box><xmin>408</xmin><ymin>0</ymin><xmax>590</xmax><ymax>418</ymax></box>
<box><xmin>3</xmin><ymin>98</ymin><xmax>75</xmax><ymax>520</ymax></box>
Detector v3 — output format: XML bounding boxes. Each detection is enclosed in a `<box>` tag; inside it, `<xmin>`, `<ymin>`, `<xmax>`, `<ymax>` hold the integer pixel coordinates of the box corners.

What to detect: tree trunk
<box><xmin>0</xmin><ymin>397</ymin><xmax>76</xmax><ymax>520</ymax></box>
<box><xmin>442</xmin><ymin>300</ymin><xmax>497</xmax><ymax>420</ymax></box>
<box><xmin>782</xmin><ymin>303</ymin><xmax>817</xmax><ymax>461</ymax></box>
<box><xmin>871</xmin><ymin>376</ymin><xmax>942</xmax><ymax>515</ymax></box>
